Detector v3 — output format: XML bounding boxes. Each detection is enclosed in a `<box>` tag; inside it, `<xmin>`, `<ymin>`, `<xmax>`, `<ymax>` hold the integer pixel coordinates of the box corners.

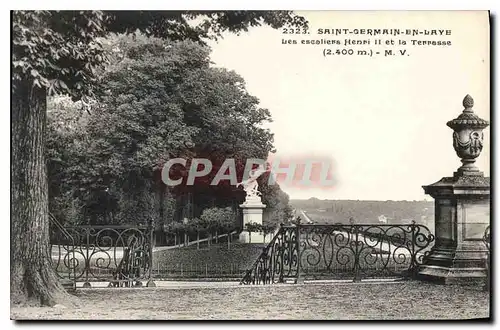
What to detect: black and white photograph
<box><xmin>9</xmin><ymin>8</ymin><xmax>491</xmax><ymax>320</ymax></box>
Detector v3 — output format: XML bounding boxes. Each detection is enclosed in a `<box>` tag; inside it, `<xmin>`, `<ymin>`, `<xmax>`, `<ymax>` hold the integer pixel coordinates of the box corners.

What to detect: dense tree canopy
<box><xmin>47</xmin><ymin>33</ymin><xmax>291</xmax><ymax>228</ymax></box>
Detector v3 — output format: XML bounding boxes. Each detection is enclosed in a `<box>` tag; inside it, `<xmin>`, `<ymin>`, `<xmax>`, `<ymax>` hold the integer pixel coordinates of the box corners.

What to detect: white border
<box><xmin>2</xmin><ymin>1</ymin><xmax>498</xmax><ymax>329</ymax></box>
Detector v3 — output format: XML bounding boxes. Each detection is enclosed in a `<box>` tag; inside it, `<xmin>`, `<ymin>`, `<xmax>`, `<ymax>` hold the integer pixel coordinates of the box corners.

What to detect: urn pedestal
<box><xmin>418</xmin><ymin>95</ymin><xmax>490</xmax><ymax>285</ymax></box>
<box><xmin>417</xmin><ymin>175</ymin><xmax>490</xmax><ymax>284</ymax></box>
<box><xmin>239</xmin><ymin>196</ymin><xmax>266</xmax><ymax>244</ymax></box>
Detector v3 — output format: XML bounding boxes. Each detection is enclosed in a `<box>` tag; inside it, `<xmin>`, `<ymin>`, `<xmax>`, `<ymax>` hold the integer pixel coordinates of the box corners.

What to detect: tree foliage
<box><xmin>13</xmin><ymin>10</ymin><xmax>307</xmax><ymax>97</ymax></box>
<box><xmin>200</xmin><ymin>207</ymin><xmax>237</xmax><ymax>232</ymax></box>
<box><xmin>12</xmin><ymin>11</ymin><xmax>108</xmax><ymax>98</ymax></box>
<box><xmin>105</xmin><ymin>11</ymin><xmax>307</xmax><ymax>43</ymax></box>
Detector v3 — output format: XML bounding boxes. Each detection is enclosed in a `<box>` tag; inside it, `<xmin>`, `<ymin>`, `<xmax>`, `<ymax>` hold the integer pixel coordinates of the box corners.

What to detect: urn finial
<box><xmin>447</xmin><ymin>95</ymin><xmax>489</xmax><ymax>177</ymax></box>
<box><xmin>462</xmin><ymin>94</ymin><xmax>474</xmax><ymax>111</ymax></box>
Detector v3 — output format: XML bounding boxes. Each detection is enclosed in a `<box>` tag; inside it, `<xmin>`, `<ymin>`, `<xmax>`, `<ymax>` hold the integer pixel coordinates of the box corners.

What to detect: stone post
<box><xmin>418</xmin><ymin>95</ymin><xmax>490</xmax><ymax>285</ymax></box>
<box><xmin>239</xmin><ymin>195</ymin><xmax>266</xmax><ymax>243</ymax></box>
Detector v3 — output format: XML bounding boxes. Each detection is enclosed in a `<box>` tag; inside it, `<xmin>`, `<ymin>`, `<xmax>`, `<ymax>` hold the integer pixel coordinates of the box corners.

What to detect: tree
<box><xmin>218</xmin><ymin>209</ymin><xmax>237</xmax><ymax>249</ymax></box>
<box><xmin>186</xmin><ymin>218</ymin><xmax>204</xmax><ymax>250</ymax></box>
<box><xmin>12</xmin><ymin>10</ymin><xmax>307</xmax><ymax>306</ymax></box>
<box><xmin>209</xmin><ymin>207</ymin><xmax>237</xmax><ymax>248</ymax></box>
<box><xmin>46</xmin><ymin>96</ymin><xmax>89</xmax><ymax>226</ymax></box>
<box><xmin>258</xmin><ymin>171</ymin><xmax>294</xmax><ymax>227</ymax></box>
<box><xmin>12</xmin><ymin>11</ymin><xmax>109</xmax><ymax>306</ymax></box>
<box><xmin>75</xmin><ymin>34</ymin><xmax>200</xmax><ymax>227</ymax></box>
<box><xmin>164</xmin><ymin>221</ymin><xmax>186</xmax><ymax>248</ymax></box>
<box><xmin>199</xmin><ymin>207</ymin><xmax>235</xmax><ymax>245</ymax></box>
<box><xmin>46</xmin><ymin>33</ymin><xmax>287</xmax><ymax>228</ymax></box>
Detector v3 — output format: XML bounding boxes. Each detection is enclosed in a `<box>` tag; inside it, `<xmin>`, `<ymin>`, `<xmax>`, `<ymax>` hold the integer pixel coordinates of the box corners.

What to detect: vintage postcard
<box><xmin>10</xmin><ymin>10</ymin><xmax>490</xmax><ymax>320</ymax></box>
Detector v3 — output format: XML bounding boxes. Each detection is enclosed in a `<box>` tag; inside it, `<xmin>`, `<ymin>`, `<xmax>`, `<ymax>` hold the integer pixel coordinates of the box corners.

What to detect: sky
<box><xmin>207</xmin><ymin>11</ymin><xmax>490</xmax><ymax>201</ymax></box>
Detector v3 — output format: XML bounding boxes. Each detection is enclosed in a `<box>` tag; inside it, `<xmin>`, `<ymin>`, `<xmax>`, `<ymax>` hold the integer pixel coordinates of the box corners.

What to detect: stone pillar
<box><xmin>239</xmin><ymin>195</ymin><xmax>266</xmax><ymax>243</ymax></box>
<box><xmin>418</xmin><ymin>95</ymin><xmax>490</xmax><ymax>285</ymax></box>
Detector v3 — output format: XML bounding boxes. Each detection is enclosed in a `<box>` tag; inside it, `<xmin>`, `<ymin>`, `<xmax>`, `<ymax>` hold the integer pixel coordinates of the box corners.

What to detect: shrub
<box><xmin>200</xmin><ymin>207</ymin><xmax>237</xmax><ymax>234</ymax></box>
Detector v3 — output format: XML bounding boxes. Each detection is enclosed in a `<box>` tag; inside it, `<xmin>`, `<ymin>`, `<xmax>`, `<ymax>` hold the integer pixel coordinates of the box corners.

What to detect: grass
<box><xmin>152</xmin><ymin>243</ymin><xmax>266</xmax><ymax>279</ymax></box>
<box><xmin>10</xmin><ymin>281</ymin><xmax>490</xmax><ymax>320</ymax></box>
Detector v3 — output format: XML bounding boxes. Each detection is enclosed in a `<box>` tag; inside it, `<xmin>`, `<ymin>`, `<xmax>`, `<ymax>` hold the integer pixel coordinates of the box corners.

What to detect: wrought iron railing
<box><xmin>483</xmin><ymin>225</ymin><xmax>490</xmax><ymax>291</ymax></box>
<box><xmin>49</xmin><ymin>222</ymin><xmax>154</xmax><ymax>287</ymax></box>
<box><xmin>240</xmin><ymin>224</ymin><xmax>298</xmax><ymax>284</ymax></box>
<box><xmin>241</xmin><ymin>221</ymin><xmax>435</xmax><ymax>284</ymax></box>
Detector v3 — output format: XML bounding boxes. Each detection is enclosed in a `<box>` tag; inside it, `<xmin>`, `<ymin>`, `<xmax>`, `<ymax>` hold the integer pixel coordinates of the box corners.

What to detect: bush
<box><xmin>164</xmin><ymin>221</ymin><xmax>186</xmax><ymax>234</ymax></box>
<box><xmin>200</xmin><ymin>207</ymin><xmax>237</xmax><ymax>233</ymax></box>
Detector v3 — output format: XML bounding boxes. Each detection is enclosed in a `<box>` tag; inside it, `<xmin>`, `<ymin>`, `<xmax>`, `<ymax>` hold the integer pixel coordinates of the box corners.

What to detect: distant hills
<box><xmin>290</xmin><ymin>198</ymin><xmax>434</xmax><ymax>228</ymax></box>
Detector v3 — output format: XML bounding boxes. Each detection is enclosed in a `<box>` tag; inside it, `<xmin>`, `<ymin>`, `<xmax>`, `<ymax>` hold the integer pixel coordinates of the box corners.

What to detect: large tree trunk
<box><xmin>11</xmin><ymin>81</ymin><xmax>72</xmax><ymax>306</ymax></box>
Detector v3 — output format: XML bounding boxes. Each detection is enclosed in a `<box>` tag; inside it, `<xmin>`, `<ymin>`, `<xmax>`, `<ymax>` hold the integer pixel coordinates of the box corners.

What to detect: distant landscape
<box><xmin>290</xmin><ymin>198</ymin><xmax>434</xmax><ymax>228</ymax></box>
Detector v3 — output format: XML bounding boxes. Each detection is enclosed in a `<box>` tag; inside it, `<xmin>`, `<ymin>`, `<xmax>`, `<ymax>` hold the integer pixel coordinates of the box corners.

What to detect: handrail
<box><xmin>49</xmin><ymin>213</ymin><xmax>74</xmax><ymax>243</ymax></box>
<box><xmin>240</xmin><ymin>225</ymin><xmax>289</xmax><ymax>285</ymax></box>
<box><xmin>155</xmin><ymin>230</ymin><xmax>238</xmax><ymax>251</ymax></box>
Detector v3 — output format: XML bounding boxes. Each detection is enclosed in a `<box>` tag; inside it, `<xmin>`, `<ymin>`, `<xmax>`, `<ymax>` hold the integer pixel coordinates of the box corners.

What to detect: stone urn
<box><xmin>418</xmin><ymin>94</ymin><xmax>490</xmax><ymax>285</ymax></box>
<box><xmin>446</xmin><ymin>94</ymin><xmax>489</xmax><ymax>176</ymax></box>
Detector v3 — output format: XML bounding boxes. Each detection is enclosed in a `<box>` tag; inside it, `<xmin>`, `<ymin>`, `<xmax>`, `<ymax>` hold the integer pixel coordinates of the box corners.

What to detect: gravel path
<box><xmin>11</xmin><ymin>281</ymin><xmax>489</xmax><ymax>320</ymax></box>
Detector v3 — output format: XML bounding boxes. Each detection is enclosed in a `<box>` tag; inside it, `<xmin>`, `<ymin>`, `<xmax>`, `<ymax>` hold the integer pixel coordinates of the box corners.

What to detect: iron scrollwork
<box><xmin>298</xmin><ymin>223</ymin><xmax>434</xmax><ymax>280</ymax></box>
<box><xmin>240</xmin><ymin>225</ymin><xmax>299</xmax><ymax>285</ymax></box>
<box><xmin>50</xmin><ymin>223</ymin><xmax>154</xmax><ymax>287</ymax></box>
<box><xmin>241</xmin><ymin>222</ymin><xmax>435</xmax><ymax>284</ymax></box>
